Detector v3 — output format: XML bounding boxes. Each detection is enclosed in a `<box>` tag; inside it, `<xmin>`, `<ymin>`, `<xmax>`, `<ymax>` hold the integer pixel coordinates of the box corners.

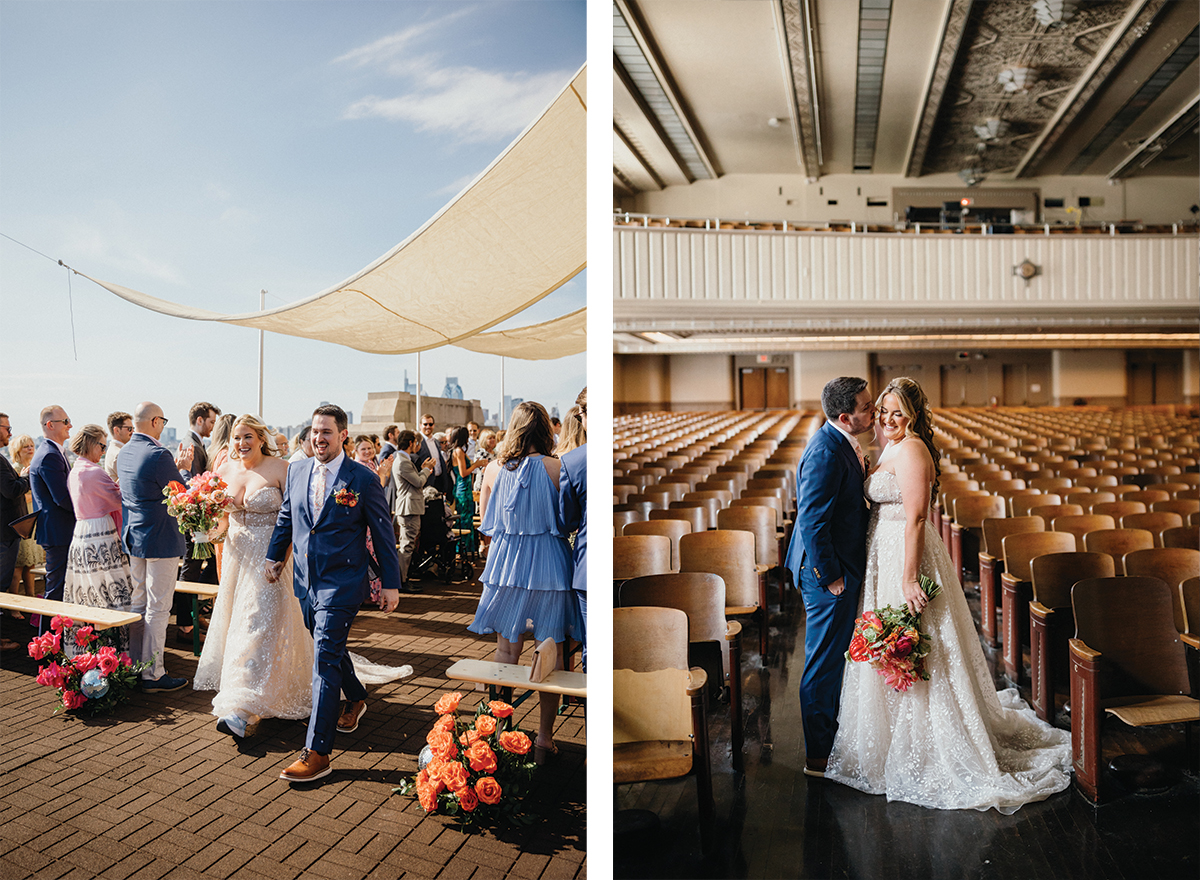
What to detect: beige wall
<box><xmin>793</xmin><ymin>351</ymin><xmax>872</xmax><ymax>410</ymax></box>
<box><xmin>1051</xmin><ymin>350</ymin><xmax>1127</xmax><ymax>406</ymax></box>
<box><xmin>1185</xmin><ymin>349</ymin><xmax>1200</xmax><ymax>404</ymax></box>
<box><xmin>619</xmin><ymin>172</ymin><xmax>1199</xmax><ymax>228</ymax></box>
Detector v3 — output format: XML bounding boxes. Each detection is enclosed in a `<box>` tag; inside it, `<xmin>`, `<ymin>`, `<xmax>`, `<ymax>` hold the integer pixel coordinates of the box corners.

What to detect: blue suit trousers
<box><xmin>303</xmin><ymin>602</ymin><xmax>367</xmax><ymax>754</ymax></box>
<box><xmin>797</xmin><ymin>568</ymin><xmax>860</xmax><ymax>760</ymax></box>
<box><xmin>39</xmin><ymin>544</ymin><xmax>69</xmax><ymax>635</ymax></box>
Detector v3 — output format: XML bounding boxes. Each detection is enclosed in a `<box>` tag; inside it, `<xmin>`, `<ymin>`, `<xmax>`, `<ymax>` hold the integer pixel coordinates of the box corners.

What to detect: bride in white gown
<box><xmin>826</xmin><ymin>378</ymin><xmax>1072</xmax><ymax>813</ymax></box>
<box><xmin>194</xmin><ymin>415</ymin><xmax>409</xmax><ymax>738</ymax></box>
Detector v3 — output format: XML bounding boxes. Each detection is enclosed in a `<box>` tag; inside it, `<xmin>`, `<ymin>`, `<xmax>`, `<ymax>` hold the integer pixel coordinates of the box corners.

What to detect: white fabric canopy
<box><xmin>456</xmin><ymin>307</ymin><xmax>585</xmax><ymax>359</ymax></box>
<box><xmin>81</xmin><ymin>64</ymin><xmax>587</xmax><ymax>359</ymax></box>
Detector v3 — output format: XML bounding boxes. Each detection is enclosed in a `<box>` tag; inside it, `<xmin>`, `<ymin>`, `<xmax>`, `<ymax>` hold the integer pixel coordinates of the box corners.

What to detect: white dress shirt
<box><xmin>308</xmin><ymin>451</ymin><xmax>344</xmax><ymax>516</ymax></box>
<box><xmin>422</xmin><ymin>435</ymin><xmax>442</xmax><ymax>475</ymax></box>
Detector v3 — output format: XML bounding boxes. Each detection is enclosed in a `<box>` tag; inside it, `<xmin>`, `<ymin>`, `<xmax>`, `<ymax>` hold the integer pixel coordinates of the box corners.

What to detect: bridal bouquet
<box><xmin>846</xmin><ymin>575</ymin><xmax>942</xmax><ymax>692</ymax></box>
<box><xmin>394</xmin><ymin>691</ymin><xmax>538</xmax><ymax>828</ymax></box>
<box><xmin>164</xmin><ymin>472</ymin><xmax>232</xmax><ymax>559</ymax></box>
<box><xmin>28</xmin><ymin>615</ymin><xmax>150</xmax><ymax>715</ymax></box>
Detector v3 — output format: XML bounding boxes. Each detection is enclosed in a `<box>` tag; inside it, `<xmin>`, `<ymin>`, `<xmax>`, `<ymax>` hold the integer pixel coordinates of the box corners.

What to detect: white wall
<box><xmin>793</xmin><ymin>352</ymin><xmax>871</xmax><ymax>409</ymax></box>
<box><xmin>670</xmin><ymin>353</ymin><xmax>734</xmax><ymax>406</ymax></box>
<box><xmin>1184</xmin><ymin>349</ymin><xmax>1199</xmax><ymax>403</ymax></box>
<box><xmin>620</xmin><ymin>172</ymin><xmax>1199</xmax><ymax>228</ymax></box>
<box><xmin>1052</xmin><ymin>350</ymin><xmax>1127</xmax><ymax>406</ymax></box>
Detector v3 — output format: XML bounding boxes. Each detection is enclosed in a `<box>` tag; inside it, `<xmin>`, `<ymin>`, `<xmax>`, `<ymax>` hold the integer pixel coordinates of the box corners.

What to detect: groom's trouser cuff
<box><xmin>307</xmin><ymin>605</ymin><xmax>366</xmax><ymax>753</ymax></box>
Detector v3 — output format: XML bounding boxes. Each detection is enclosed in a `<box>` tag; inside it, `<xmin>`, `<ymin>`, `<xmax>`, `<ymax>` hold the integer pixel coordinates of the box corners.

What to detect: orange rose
<box><xmin>488</xmin><ymin>700</ymin><xmax>513</xmax><ymax>718</ymax></box>
<box><xmin>427</xmin><ymin>730</ymin><xmax>458</xmax><ymax>761</ymax></box>
<box><xmin>459</xmin><ymin>729</ymin><xmax>482</xmax><ymax>747</ymax></box>
<box><xmin>439</xmin><ymin>761</ymin><xmax>469</xmax><ymax>792</ymax></box>
<box><xmin>474</xmin><ymin>715</ymin><xmax>497</xmax><ymax>737</ymax></box>
<box><xmin>466</xmin><ymin>741</ymin><xmax>498</xmax><ymax>773</ymax></box>
<box><xmin>424</xmin><ymin>761</ymin><xmax>448</xmax><ymax>793</ymax></box>
<box><xmin>434</xmin><ymin>692</ymin><xmax>464</xmax><ymax>715</ymax></box>
<box><xmin>456</xmin><ymin>785</ymin><xmax>478</xmax><ymax>812</ymax></box>
<box><xmin>475</xmin><ymin>776</ymin><xmax>503</xmax><ymax>805</ymax></box>
<box><xmin>432</xmin><ymin>714</ymin><xmax>456</xmax><ymax>735</ymax></box>
<box><xmin>416</xmin><ymin>778</ymin><xmax>438</xmax><ymax>813</ymax></box>
<box><xmin>497</xmin><ymin>731</ymin><xmax>531</xmax><ymax>756</ymax></box>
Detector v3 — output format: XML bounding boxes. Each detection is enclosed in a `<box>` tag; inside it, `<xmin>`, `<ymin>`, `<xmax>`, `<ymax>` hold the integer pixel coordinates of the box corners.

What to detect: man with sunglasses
<box><xmin>29</xmin><ymin>405</ymin><xmax>76</xmax><ymax>634</ymax></box>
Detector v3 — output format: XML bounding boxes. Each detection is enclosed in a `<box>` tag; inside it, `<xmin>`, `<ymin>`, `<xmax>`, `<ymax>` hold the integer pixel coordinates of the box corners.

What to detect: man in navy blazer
<box><xmin>266</xmin><ymin>404</ymin><xmax>401</xmax><ymax>783</ymax></box>
<box><xmin>784</xmin><ymin>376</ymin><xmax>874</xmax><ymax>777</ymax></box>
<box><xmin>558</xmin><ymin>388</ymin><xmax>587</xmax><ymax>669</ymax></box>
<box><xmin>117</xmin><ymin>402</ymin><xmax>194</xmax><ymax>691</ymax></box>
<box><xmin>29</xmin><ymin>406</ymin><xmax>76</xmax><ymax>634</ymax></box>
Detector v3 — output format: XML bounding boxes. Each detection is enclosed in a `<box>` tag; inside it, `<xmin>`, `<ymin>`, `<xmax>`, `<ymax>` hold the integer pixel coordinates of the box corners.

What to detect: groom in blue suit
<box><xmin>266</xmin><ymin>404</ymin><xmax>401</xmax><ymax>782</ymax></box>
<box><xmin>785</xmin><ymin>376</ymin><xmax>875</xmax><ymax>777</ymax></box>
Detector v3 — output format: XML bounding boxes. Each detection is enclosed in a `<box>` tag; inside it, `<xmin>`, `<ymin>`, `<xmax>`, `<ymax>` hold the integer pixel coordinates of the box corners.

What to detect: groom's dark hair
<box><xmin>821</xmin><ymin>377</ymin><xmax>868</xmax><ymax>421</ymax></box>
<box><xmin>313</xmin><ymin>404</ymin><xmax>347</xmax><ymax>432</ymax></box>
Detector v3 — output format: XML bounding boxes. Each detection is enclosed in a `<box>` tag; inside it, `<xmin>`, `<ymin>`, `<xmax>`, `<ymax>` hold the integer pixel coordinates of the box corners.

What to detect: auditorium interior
<box><xmin>610</xmin><ymin>1</ymin><xmax>1199</xmax><ymax>877</ymax></box>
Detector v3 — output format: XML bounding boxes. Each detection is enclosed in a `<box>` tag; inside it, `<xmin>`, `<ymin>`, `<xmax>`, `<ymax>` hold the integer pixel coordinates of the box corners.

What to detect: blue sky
<box><xmin>0</xmin><ymin>0</ymin><xmax>586</xmax><ymax>437</ymax></box>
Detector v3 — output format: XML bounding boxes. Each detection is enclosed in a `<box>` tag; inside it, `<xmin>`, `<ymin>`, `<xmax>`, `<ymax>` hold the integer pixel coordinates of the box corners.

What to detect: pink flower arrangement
<box><xmin>394</xmin><ymin>692</ymin><xmax>538</xmax><ymax>828</ymax></box>
<box><xmin>845</xmin><ymin>575</ymin><xmax>943</xmax><ymax>693</ymax></box>
<box><xmin>28</xmin><ymin>616</ymin><xmax>149</xmax><ymax>715</ymax></box>
<box><xmin>163</xmin><ymin>472</ymin><xmax>233</xmax><ymax>559</ymax></box>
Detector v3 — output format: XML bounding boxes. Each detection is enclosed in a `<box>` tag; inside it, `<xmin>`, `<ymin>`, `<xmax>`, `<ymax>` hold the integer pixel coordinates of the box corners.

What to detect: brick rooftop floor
<box><xmin>0</xmin><ymin>570</ymin><xmax>587</xmax><ymax>880</ymax></box>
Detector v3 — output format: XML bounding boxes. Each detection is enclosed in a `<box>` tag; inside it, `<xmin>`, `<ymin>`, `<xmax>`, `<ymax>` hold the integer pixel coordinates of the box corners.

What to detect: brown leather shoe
<box><xmin>279</xmin><ymin>749</ymin><xmax>331</xmax><ymax>782</ymax></box>
<box><xmin>336</xmin><ymin>700</ymin><xmax>367</xmax><ymax>733</ymax></box>
<box><xmin>803</xmin><ymin>756</ymin><xmax>828</xmax><ymax>778</ymax></box>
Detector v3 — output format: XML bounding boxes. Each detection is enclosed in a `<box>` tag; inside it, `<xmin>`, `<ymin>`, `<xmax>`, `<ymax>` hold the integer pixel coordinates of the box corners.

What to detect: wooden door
<box><xmin>765</xmin><ymin>368</ymin><xmax>790</xmax><ymax>409</ymax></box>
<box><xmin>740</xmin><ymin>368</ymin><xmax>767</xmax><ymax>409</ymax></box>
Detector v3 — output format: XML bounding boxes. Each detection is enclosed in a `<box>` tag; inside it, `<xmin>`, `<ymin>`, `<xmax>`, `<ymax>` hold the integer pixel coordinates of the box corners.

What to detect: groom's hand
<box><xmin>827</xmin><ymin>576</ymin><xmax>846</xmax><ymax>596</ymax></box>
<box><xmin>264</xmin><ymin>560</ymin><xmax>284</xmax><ymax>583</ymax></box>
<box><xmin>379</xmin><ymin>588</ymin><xmax>399</xmax><ymax>613</ymax></box>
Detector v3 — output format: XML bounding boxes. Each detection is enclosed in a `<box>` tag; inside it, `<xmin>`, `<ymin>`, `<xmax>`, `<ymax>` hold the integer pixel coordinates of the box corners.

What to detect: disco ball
<box><xmin>418</xmin><ymin>745</ymin><xmax>434</xmax><ymax>770</ymax></box>
<box><xmin>80</xmin><ymin>669</ymin><xmax>110</xmax><ymax>699</ymax></box>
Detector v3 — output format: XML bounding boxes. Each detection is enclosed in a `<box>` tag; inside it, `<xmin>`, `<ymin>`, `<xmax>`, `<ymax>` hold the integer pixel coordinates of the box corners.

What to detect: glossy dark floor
<box><xmin>615</xmin><ymin>578</ymin><xmax>1199</xmax><ymax>880</ymax></box>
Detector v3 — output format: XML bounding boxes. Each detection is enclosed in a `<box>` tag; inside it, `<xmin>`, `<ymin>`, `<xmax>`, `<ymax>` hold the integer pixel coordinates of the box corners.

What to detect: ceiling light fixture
<box><xmin>973</xmin><ymin>117</ymin><xmax>1011</xmax><ymax>141</ymax></box>
<box><xmin>997</xmin><ymin>66</ymin><xmax>1037</xmax><ymax>93</ymax></box>
<box><xmin>1031</xmin><ymin>0</ymin><xmax>1079</xmax><ymax>26</ymax></box>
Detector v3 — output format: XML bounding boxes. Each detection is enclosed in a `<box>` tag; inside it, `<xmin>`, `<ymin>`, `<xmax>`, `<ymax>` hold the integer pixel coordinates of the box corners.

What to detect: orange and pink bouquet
<box><xmin>163</xmin><ymin>472</ymin><xmax>232</xmax><ymax>559</ymax></box>
<box><xmin>846</xmin><ymin>575</ymin><xmax>942</xmax><ymax>692</ymax></box>
<box><xmin>394</xmin><ymin>691</ymin><xmax>538</xmax><ymax>828</ymax></box>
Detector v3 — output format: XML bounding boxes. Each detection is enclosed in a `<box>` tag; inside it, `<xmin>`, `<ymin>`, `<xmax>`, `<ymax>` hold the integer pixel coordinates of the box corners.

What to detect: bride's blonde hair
<box><xmin>877</xmin><ymin>377</ymin><xmax>940</xmax><ymax>503</ymax></box>
<box><xmin>227</xmin><ymin>414</ymin><xmax>277</xmax><ymax>460</ymax></box>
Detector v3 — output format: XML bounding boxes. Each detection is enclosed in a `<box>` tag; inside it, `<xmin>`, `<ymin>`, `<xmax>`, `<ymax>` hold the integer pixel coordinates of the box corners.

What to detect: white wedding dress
<box><xmin>826</xmin><ymin>457</ymin><xmax>1072</xmax><ymax>813</ymax></box>
<box><xmin>194</xmin><ymin>487</ymin><xmax>410</xmax><ymax>722</ymax></box>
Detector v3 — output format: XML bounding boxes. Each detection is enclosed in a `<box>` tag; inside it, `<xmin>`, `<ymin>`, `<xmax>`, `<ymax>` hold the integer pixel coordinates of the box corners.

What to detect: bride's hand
<box><xmin>903</xmin><ymin>578</ymin><xmax>928</xmax><ymax>617</ymax></box>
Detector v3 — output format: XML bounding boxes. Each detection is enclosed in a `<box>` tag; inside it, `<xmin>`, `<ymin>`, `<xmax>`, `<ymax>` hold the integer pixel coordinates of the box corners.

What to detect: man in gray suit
<box><xmin>392</xmin><ymin>430</ymin><xmax>432</xmax><ymax>591</ymax></box>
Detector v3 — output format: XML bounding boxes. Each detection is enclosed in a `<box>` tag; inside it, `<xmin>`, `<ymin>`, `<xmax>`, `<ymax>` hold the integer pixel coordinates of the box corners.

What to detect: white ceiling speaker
<box><xmin>1032</xmin><ymin>0</ymin><xmax>1079</xmax><ymax>26</ymax></box>
<box><xmin>958</xmin><ymin>166</ymin><xmax>987</xmax><ymax>187</ymax></box>
<box><xmin>998</xmin><ymin>66</ymin><xmax>1038</xmax><ymax>93</ymax></box>
<box><xmin>973</xmin><ymin>118</ymin><xmax>1011</xmax><ymax>141</ymax></box>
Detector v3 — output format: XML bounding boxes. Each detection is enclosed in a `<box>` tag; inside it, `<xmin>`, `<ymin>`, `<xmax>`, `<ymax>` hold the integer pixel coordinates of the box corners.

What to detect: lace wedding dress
<box><xmin>825</xmin><ymin>458</ymin><xmax>1072</xmax><ymax>813</ymax></box>
<box><xmin>194</xmin><ymin>487</ymin><xmax>410</xmax><ymax>722</ymax></box>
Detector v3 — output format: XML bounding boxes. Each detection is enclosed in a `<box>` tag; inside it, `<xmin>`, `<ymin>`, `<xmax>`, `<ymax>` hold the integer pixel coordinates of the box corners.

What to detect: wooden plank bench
<box><xmin>446</xmin><ymin>658</ymin><xmax>587</xmax><ymax>710</ymax></box>
<box><xmin>175</xmin><ymin>580</ymin><xmax>219</xmax><ymax>656</ymax></box>
<box><xmin>0</xmin><ymin>595</ymin><xmax>141</xmax><ymax>631</ymax></box>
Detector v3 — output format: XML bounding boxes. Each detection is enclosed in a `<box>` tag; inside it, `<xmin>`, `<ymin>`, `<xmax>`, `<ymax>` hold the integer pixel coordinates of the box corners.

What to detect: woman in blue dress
<box><xmin>469</xmin><ymin>402</ymin><xmax>582</xmax><ymax>763</ymax></box>
<box><xmin>447</xmin><ymin>426</ymin><xmax>487</xmax><ymax>553</ymax></box>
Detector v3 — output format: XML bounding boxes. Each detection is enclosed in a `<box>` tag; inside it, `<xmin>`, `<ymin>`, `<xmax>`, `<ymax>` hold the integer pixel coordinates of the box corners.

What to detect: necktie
<box><xmin>313</xmin><ymin>464</ymin><xmax>327</xmax><ymax>515</ymax></box>
<box><xmin>854</xmin><ymin>443</ymin><xmax>866</xmax><ymax>475</ymax></box>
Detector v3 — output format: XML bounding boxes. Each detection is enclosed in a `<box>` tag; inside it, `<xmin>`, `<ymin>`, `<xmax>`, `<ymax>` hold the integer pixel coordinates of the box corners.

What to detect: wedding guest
<box><xmin>558</xmin><ymin>389</ymin><xmax>587</xmax><ymax>669</ymax></box>
<box><xmin>117</xmin><ymin>401</ymin><xmax>194</xmax><ymax>692</ymax></box>
<box><xmin>65</xmin><ymin>424</ymin><xmax>133</xmax><ymax>653</ymax></box>
<box><xmin>208</xmin><ymin>414</ymin><xmax>236</xmax><ymax>472</ymax></box>
<box><xmin>392</xmin><ymin>430</ymin><xmax>432</xmax><ymax>587</ymax></box>
<box><xmin>274</xmin><ymin>432</ymin><xmax>289</xmax><ymax>458</ymax></box>
<box><xmin>466</xmin><ymin>421</ymin><xmax>481</xmax><ymax>458</ymax></box>
<box><xmin>104</xmin><ymin>411</ymin><xmax>133</xmax><ymax>484</ymax></box>
<box><xmin>473</xmin><ymin>429</ymin><xmax>497</xmax><ymax>493</ymax></box>
<box><xmin>555</xmin><ymin>405</ymin><xmax>585</xmax><ymax>456</ymax></box>
<box><xmin>448</xmin><ymin>426</ymin><xmax>486</xmax><ymax>553</ymax></box>
<box><xmin>289</xmin><ymin>426</ymin><xmax>312</xmax><ymax>463</ymax></box>
<box><xmin>353</xmin><ymin>436</ymin><xmax>391</xmax><ymax>604</ymax></box>
<box><xmin>378</xmin><ymin>425</ymin><xmax>399</xmax><ymax>522</ymax></box>
<box><xmin>30</xmin><ymin>405</ymin><xmax>76</xmax><ymax>633</ymax></box>
<box><xmin>179</xmin><ymin>402</ymin><xmax>221</xmax><ymax>645</ymax></box>
<box><xmin>550</xmin><ymin>416</ymin><xmax>562</xmax><ymax>446</ymax></box>
<box><xmin>1</xmin><ymin>414</ymin><xmax>30</xmax><ymax>628</ymax></box>
<box><xmin>7</xmin><ymin>431</ymin><xmax>41</xmax><ymax>603</ymax></box>
<box><xmin>415</xmin><ymin>414</ymin><xmax>452</xmax><ymax>495</ymax></box>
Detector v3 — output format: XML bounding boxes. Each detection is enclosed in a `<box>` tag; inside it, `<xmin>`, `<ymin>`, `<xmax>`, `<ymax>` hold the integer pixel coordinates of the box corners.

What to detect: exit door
<box><xmin>740</xmin><ymin>367</ymin><xmax>790</xmax><ymax>409</ymax></box>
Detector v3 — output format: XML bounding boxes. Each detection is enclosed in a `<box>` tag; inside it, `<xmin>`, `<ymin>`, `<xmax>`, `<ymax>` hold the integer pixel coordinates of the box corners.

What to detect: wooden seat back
<box><xmin>655</xmin><ymin>505</ymin><xmax>708</xmax><ymax>534</ymax></box>
<box><xmin>629</xmin><ymin>490</ymin><xmax>671</xmax><ymax>511</ymax></box>
<box><xmin>1120</xmin><ymin>512</ymin><xmax>1184</xmax><ymax>546</ymax></box>
<box><xmin>1180</xmin><ymin>577</ymin><xmax>1199</xmax><ymax>633</ymax></box>
<box><xmin>623</xmin><ymin>519</ymin><xmax>692</xmax><ymax>571</ymax></box>
<box><xmin>1123</xmin><ymin>548</ymin><xmax>1200</xmax><ymax>592</ymax></box>
<box><xmin>1163</xmin><ymin>527</ymin><xmax>1200</xmax><ymax>550</ymax></box>
<box><xmin>982</xmin><ymin>479</ymin><xmax>1026</xmax><ymax>494</ymax></box>
<box><xmin>1051</xmin><ymin>514</ymin><xmax>1116</xmax><ymax>550</ymax></box>
<box><xmin>729</xmin><ymin>496</ymin><xmax>784</xmax><ymax>528</ymax></box>
<box><xmin>1028</xmin><ymin>503</ymin><xmax>1084</xmax><ymax>523</ymax></box>
<box><xmin>614</xmin><ymin>509</ymin><xmax>641</xmax><ymax>532</ymax></box>
<box><xmin>680</xmin><ymin>530</ymin><xmax>758</xmax><ymax>609</ymax></box>
<box><xmin>681</xmin><ymin>492</ymin><xmax>726</xmax><ymax>527</ymax></box>
<box><xmin>1001</xmin><ymin>531</ymin><xmax>1076</xmax><ymax>583</ymax></box>
<box><xmin>1124</xmin><ymin>490</ymin><xmax>1171</xmax><ymax>507</ymax></box>
<box><xmin>613</xmin><ymin>485</ymin><xmax>640</xmax><ymax>505</ymax></box>
<box><xmin>1012</xmin><ymin>493</ymin><xmax>1060</xmax><ymax>518</ymax></box>
<box><xmin>613</xmin><ymin>535</ymin><xmax>672</xmax><ymax>581</ymax></box>
<box><xmin>1153</xmin><ymin>499</ymin><xmax>1200</xmax><ymax>518</ymax></box>
<box><xmin>1090</xmin><ymin>500</ymin><xmax>1147</xmax><ymax>519</ymax></box>
<box><xmin>1075</xmin><ymin>475</ymin><xmax>1119</xmax><ymax>489</ymax></box>
<box><xmin>982</xmin><ymin>515</ymin><xmax>1045</xmax><ymax>558</ymax></box>
<box><xmin>1031</xmin><ymin>477</ymin><xmax>1073</xmax><ymax>492</ymax></box>
<box><xmin>1031</xmin><ymin>552</ymin><xmax>1115</xmax><ymax>610</ymax></box>
<box><xmin>952</xmin><ymin>494</ymin><xmax>1006</xmax><ymax>529</ymax></box>
<box><xmin>717</xmin><ymin>505</ymin><xmax>778</xmax><ymax>566</ymax></box>
<box><xmin>1082</xmin><ymin>529</ymin><xmax>1155</xmax><ymax>574</ymax></box>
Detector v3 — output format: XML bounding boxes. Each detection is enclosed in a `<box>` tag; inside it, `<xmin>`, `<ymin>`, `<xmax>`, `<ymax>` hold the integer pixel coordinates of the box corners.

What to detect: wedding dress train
<box><xmin>825</xmin><ymin>467</ymin><xmax>1072</xmax><ymax>813</ymax></box>
<box><xmin>194</xmin><ymin>487</ymin><xmax>410</xmax><ymax>722</ymax></box>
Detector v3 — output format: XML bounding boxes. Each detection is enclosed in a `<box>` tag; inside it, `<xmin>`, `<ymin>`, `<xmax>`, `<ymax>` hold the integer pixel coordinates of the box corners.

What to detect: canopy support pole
<box><xmin>415</xmin><ymin>352</ymin><xmax>422</xmax><ymax>430</ymax></box>
<box><xmin>257</xmin><ymin>289</ymin><xmax>266</xmax><ymax>418</ymax></box>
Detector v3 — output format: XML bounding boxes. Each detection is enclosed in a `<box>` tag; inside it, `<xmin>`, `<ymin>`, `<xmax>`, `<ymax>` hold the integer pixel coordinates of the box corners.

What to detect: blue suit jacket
<box><xmin>29</xmin><ymin>441</ymin><xmax>75</xmax><ymax>548</ymax></box>
<box><xmin>784</xmin><ymin>421</ymin><xmax>869</xmax><ymax>590</ymax></box>
<box><xmin>267</xmin><ymin>456</ymin><xmax>402</xmax><ymax>610</ymax></box>
<box><xmin>117</xmin><ymin>433</ymin><xmax>188</xmax><ymax>559</ymax></box>
<box><xmin>559</xmin><ymin>443</ymin><xmax>587</xmax><ymax>593</ymax></box>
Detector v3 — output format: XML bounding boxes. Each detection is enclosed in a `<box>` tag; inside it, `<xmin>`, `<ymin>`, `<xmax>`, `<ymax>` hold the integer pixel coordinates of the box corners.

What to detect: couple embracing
<box><xmin>786</xmin><ymin>376</ymin><xmax>1072</xmax><ymax>813</ymax></box>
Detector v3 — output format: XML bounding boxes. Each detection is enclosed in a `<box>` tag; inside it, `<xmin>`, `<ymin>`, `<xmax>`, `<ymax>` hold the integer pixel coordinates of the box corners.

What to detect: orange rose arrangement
<box><xmin>845</xmin><ymin>575</ymin><xmax>942</xmax><ymax>692</ymax></box>
<box><xmin>394</xmin><ymin>691</ymin><xmax>538</xmax><ymax>828</ymax></box>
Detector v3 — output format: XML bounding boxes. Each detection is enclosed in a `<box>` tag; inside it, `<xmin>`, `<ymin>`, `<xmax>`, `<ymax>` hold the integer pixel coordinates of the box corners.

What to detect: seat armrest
<box><xmin>1069</xmin><ymin>637</ymin><xmax>1101</xmax><ymax>662</ymax></box>
<box><xmin>687</xmin><ymin>667</ymin><xmax>708</xmax><ymax>696</ymax></box>
<box><xmin>724</xmin><ymin>620</ymin><xmax>742</xmax><ymax>640</ymax></box>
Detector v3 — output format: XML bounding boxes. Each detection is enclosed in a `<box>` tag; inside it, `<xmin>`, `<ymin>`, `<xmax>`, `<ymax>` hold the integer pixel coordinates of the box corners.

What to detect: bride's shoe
<box><xmin>534</xmin><ymin>739</ymin><xmax>558</xmax><ymax>766</ymax></box>
<box><xmin>217</xmin><ymin>711</ymin><xmax>260</xmax><ymax>739</ymax></box>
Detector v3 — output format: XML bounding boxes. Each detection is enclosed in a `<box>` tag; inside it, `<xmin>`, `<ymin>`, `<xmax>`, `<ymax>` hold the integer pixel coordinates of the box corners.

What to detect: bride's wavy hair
<box><xmin>878</xmin><ymin>377</ymin><xmax>941</xmax><ymax>504</ymax></box>
<box><xmin>227</xmin><ymin>414</ymin><xmax>277</xmax><ymax>460</ymax></box>
<box><xmin>496</xmin><ymin>401</ymin><xmax>555</xmax><ymax>470</ymax></box>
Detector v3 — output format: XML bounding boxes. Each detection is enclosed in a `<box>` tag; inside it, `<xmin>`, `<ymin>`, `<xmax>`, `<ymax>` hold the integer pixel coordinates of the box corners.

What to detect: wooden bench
<box><xmin>175</xmin><ymin>580</ymin><xmax>220</xmax><ymax>655</ymax></box>
<box><xmin>446</xmin><ymin>658</ymin><xmax>587</xmax><ymax>710</ymax></box>
<box><xmin>0</xmin><ymin>595</ymin><xmax>141</xmax><ymax>631</ymax></box>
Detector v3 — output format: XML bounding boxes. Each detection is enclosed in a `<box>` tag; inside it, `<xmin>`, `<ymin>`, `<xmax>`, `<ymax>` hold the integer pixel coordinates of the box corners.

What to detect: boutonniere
<box><xmin>334</xmin><ymin>488</ymin><xmax>359</xmax><ymax>508</ymax></box>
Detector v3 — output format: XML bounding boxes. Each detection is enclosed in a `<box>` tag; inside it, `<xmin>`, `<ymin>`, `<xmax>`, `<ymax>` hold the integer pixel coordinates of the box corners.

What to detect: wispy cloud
<box><xmin>335</xmin><ymin>11</ymin><xmax>569</xmax><ymax>142</ymax></box>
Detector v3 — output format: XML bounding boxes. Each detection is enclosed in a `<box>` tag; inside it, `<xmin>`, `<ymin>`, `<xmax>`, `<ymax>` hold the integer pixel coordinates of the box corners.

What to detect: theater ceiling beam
<box><xmin>904</xmin><ymin>0</ymin><xmax>974</xmax><ymax>178</ymax></box>
<box><xmin>776</xmin><ymin>0</ymin><xmax>824</xmax><ymax>178</ymax></box>
<box><xmin>1107</xmin><ymin>97</ymin><xmax>1200</xmax><ymax>179</ymax></box>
